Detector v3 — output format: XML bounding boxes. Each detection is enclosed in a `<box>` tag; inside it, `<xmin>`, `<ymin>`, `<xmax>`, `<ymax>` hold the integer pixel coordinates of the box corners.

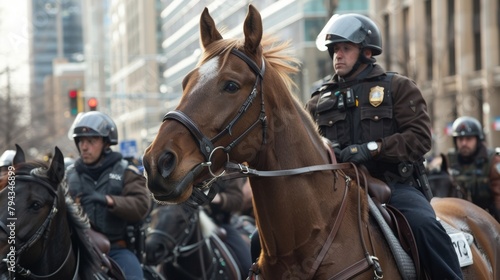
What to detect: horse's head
<box><xmin>145</xmin><ymin>205</ymin><xmax>198</xmax><ymax>265</ymax></box>
<box><xmin>0</xmin><ymin>145</ymin><xmax>66</xmax><ymax>272</ymax></box>
<box><xmin>143</xmin><ymin>5</ymin><xmax>298</xmax><ymax>204</ymax></box>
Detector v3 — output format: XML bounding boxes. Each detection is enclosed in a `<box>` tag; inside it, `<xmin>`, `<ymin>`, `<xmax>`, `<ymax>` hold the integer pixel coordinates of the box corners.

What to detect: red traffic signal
<box><xmin>68</xmin><ymin>89</ymin><xmax>79</xmax><ymax>115</ymax></box>
<box><xmin>68</xmin><ymin>90</ymin><xmax>78</xmax><ymax>98</ymax></box>
<box><xmin>87</xmin><ymin>97</ymin><xmax>98</xmax><ymax>111</ymax></box>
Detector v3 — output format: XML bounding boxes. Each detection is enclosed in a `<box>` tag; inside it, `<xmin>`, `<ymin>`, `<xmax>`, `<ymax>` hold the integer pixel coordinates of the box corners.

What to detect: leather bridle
<box><xmin>154</xmin><ymin>48</ymin><xmax>266</xmax><ymax>206</ymax></box>
<box><xmin>0</xmin><ymin>169</ymin><xmax>78</xmax><ymax>280</ymax></box>
<box><xmin>147</xmin><ymin>208</ymin><xmax>217</xmax><ymax>280</ymax></box>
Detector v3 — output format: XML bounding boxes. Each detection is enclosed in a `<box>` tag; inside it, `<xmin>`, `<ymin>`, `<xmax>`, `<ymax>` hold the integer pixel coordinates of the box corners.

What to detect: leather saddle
<box><xmin>358</xmin><ymin>165</ymin><xmax>423</xmax><ymax>280</ymax></box>
<box><xmin>85</xmin><ymin>228</ymin><xmax>126</xmax><ymax>280</ymax></box>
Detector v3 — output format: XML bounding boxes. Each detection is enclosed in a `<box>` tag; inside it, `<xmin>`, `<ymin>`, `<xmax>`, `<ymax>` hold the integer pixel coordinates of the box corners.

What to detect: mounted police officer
<box><xmin>447</xmin><ymin>116</ymin><xmax>500</xmax><ymax>221</ymax></box>
<box><xmin>305</xmin><ymin>13</ymin><xmax>463</xmax><ymax>279</ymax></box>
<box><xmin>66</xmin><ymin>111</ymin><xmax>151</xmax><ymax>280</ymax></box>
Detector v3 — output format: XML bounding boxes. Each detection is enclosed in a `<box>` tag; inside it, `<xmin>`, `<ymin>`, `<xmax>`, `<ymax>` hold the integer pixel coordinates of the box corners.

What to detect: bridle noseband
<box><xmin>163</xmin><ymin>49</ymin><xmax>267</xmax><ymax>184</ymax></box>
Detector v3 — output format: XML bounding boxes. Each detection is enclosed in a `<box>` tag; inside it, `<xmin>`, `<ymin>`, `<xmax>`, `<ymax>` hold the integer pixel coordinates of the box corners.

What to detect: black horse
<box><xmin>145</xmin><ymin>204</ymin><xmax>244</xmax><ymax>280</ymax></box>
<box><xmin>0</xmin><ymin>145</ymin><xmax>124</xmax><ymax>280</ymax></box>
<box><xmin>427</xmin><ymin>153</ymin><xmax>465</xmax><ymax>198</ymax></box>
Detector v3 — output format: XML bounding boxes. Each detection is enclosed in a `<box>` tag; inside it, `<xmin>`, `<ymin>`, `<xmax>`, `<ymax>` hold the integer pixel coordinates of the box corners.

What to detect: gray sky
<box><xmin>0</xmin><ymin>1</ymin><xmax>30</xmax><ymax>94</ymax></box>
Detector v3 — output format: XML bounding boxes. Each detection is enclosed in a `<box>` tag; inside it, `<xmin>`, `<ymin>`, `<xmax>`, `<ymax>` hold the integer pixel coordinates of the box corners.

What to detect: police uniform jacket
<box><xmin>67</xmin><ymin>153</ymin><xmax>151</xmax><ymax>243</ymax></box>
<box><xmin>305</xmin><ymin>64</ymin><xmax>432</xmax><ymax>182</ymax></box>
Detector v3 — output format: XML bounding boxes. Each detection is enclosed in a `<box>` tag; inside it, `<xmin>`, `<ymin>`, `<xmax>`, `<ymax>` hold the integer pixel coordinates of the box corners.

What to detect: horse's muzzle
<box><xmin>157</xmin><ymin>151</ymin><xmax>177</xmax><ymax>179</ymax></box>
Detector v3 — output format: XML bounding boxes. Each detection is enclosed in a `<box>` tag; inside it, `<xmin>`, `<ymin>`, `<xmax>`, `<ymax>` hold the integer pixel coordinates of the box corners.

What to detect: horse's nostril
<box><xmin>158</xmin><ymin>151</ymin><xmax>176</xmax><ymax>178</ymax></box>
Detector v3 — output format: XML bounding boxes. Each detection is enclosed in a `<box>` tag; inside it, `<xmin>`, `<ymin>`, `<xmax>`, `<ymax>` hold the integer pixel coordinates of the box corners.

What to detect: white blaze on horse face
<box><xmin>191</xmin><ymin>56</ymin><xmax>219</xmax><ymax>95</ymax></box>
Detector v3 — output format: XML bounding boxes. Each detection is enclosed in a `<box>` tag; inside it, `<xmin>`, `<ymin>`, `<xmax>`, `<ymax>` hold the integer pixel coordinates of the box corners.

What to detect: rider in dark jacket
<box><xmin>66</xmin><ymin>111</ymin><xmax>151</xmax><ymax>280</ymax></box>
<box><xmin>306</xmin><ymin>13</ymin><xmax>463</xmax><ymax>279</ymax></box>
<box><xmin>447</xmin><ymin>116</ymin><xmax>500</xmax><ymax>221</ymax></box>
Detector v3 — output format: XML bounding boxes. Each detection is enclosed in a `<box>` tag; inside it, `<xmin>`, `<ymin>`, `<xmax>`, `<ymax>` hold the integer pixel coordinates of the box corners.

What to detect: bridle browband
<box><xmin>0</xmin><ymin>169</ymin><xmax>78</xmax><ymax>280</ymax></box>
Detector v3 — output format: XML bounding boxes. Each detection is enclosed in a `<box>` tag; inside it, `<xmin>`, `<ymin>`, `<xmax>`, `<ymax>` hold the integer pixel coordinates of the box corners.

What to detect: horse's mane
<box><xmin>199</xmin><ymin>36</ymin><xmax>300</xmax><ymax>93</ymax></box>
<box><xmin>8</xmin><ymin>161</ymin><xmax>101</xmax><ymax>278</ymax></box>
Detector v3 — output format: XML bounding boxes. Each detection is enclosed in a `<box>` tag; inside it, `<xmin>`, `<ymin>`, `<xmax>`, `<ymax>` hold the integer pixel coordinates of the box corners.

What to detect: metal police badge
<box><xmin>369</xmin><ymin>86</ymin><xmax>384</xmax><ymax>107</ymax></box>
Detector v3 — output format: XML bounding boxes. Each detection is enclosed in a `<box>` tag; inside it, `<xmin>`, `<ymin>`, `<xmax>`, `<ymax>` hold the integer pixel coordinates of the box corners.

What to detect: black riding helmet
<box><xmin>69</xmin><ymin>111</ymin><xmax>118</xmax><ymax>148</ymax></box>
<box><xmin>452</xmin><ymin>116</ymin><xmax>484</xmax><ymax>141</ymax></box>
<box><xmin>318</xmin><ymin>13</ymin><xmax>382</xmax><ymax>78</ymax></box>
<box><xmin>324</xmin><ymin>13</ymin><xmax>382</xmax><ymax>57</ymax></box>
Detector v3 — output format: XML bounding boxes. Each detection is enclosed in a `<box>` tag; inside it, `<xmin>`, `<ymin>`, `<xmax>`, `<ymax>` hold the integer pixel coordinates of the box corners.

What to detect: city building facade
<box><xmin>369</xmin><ymin>0</ymin><xmax>500</xmax><ymax>155</ymax></box>
<box><xmin>28</xmin><ymin>0</ymin><xmax>84</xmax><ymax>143</ymax></box>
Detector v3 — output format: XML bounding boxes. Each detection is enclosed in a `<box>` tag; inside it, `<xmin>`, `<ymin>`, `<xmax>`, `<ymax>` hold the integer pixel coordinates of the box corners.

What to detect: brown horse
<box><xmin>143</xmin><ymin>5</ymin><xmax>500</xmax><ymax>279</ymax></box>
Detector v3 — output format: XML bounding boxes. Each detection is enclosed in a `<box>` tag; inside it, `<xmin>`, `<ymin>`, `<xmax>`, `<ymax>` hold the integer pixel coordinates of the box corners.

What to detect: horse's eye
<box><xmin>223</xmin><ymin>81</ymin><xmax>240</xmax><ymax>93</ymax></box>
<box><xmin>30</xmin><ymin>201</ymin><xmax>43</xmax><ymax>211</ymax></box>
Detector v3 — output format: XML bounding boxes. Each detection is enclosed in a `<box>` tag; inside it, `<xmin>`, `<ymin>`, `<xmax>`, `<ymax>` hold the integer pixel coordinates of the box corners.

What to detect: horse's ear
<box><xmin>243</xmin><ymin>4</ymin><xmax>263</xmax><ymax>54</ymax></box>
<box><xmin>200</xmin><ymin>7</ymin><xmax>222</xmax><ymax>50</ymax></box>
<box><xmin>13</xmin><ymin>144</ymin><xmax>25</xmax><ymax>165</ymax></box>
<box><xmin>48</xmin><ymin>147</ymin><xmax>65</xmax><ymax>185</ymax></box>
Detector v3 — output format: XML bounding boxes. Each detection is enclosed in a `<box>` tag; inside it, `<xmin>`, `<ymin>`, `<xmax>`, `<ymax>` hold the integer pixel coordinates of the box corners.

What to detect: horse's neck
<box><xmin>266</xmin><ymin>99</ymin><xmax>329</xmax><ymax>167</ymax></box>
<box><xmin>29</xmin><ymin>207</ymin><xmax>76</xmax><ymax>278</ymax></box>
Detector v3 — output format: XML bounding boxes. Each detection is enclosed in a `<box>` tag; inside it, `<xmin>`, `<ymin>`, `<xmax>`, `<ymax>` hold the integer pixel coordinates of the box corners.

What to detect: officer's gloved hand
<box><xmin>79</xmin><ymin>192</ymin><xmax>107</xmax><ymax>206</ymax></box>
<box><xmin>333</xmin><ymin>147</ymin><xmax>342</xmax><ymax>161</ymax></box>
<box><xmin>331</xmin><ymin>142</ymin><xmax>342</xmax><ymax>161</ymax></box>
<box><xmin>339</xmin><ymin>143</ymin><xmax>372</xmax><ymax>164</ymax></box>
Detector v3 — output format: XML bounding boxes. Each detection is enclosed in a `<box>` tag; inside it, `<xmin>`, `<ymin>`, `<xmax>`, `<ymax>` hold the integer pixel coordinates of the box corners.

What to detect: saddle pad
<box><xmin>437</xmin><ymin>217</ymin><xmax>474</xmax><ymax>267</ymax></box>
<box><xmin>368</xmin><ymin>196</ymin><xmax>416</xmax><ymax>280</ymax></box>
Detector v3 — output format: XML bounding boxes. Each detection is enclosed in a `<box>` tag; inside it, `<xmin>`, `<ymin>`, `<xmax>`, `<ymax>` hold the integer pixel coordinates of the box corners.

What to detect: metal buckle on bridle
<box><xmin>369</xmin><ymin>255</ymin><xmax>383</xmax><ymax>279</ymax></box>
<box><xmin>239</xmin><ymin>164</ymin><xmax>250</xmax><ymax>174</ymax></box>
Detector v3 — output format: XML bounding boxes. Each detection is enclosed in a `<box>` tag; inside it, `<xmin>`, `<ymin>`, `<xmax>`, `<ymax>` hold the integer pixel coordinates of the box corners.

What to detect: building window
<box><xmin>425</xmin><ymin>0</ymin><xmax>433</xmax><ymax>80</ymax></box>
<box><xmin>304</xmin><ymin>18</ymin><xmax>325</xmax><ymax>42</ymax></box>
<box><xmin>447</xmin><ymin>0</ymin><xmax>456</xmax><ymax>76</ymax></box>
<box><xmin>476</xmin><ymin>89</ymin><xmax>484</xmax><ymax>125</ymax></box>
<box><xmin>473</xmin><ymin>0</ymin><xmax>482</xmax><ymax>70</ymax></box>
<box><xmin>498</xmin><ymin>2</ymin><xmax>500</xmax><ymax>65</ymax></box>
<box><xmin>383</xmin><ymin>13</ymin><xmax>390</xmax><ymax>69</ymax></box>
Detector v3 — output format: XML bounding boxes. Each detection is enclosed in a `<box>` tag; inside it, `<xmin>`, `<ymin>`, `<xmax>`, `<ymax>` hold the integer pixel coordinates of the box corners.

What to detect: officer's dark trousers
<box><xmin>220</xmin><ymin>223</ymin><xmax>252</xmax><ymax>278</ymax></box>
<box><xmin>389</xmin><ymin>183</ymin><xmax>463</xmax><ymax>280</ymax></box>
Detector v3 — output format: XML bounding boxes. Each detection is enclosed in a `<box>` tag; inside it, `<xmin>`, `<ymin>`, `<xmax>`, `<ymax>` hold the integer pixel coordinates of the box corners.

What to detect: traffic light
<box><xmin>68</xmin><ymin>89</ymin><xmax>78</xmax><ymax>116</ymax></box>
<box><xmin>87</xmin><ymin>97</ymin><xmax>98</xmax><ymax>111</ymax></box>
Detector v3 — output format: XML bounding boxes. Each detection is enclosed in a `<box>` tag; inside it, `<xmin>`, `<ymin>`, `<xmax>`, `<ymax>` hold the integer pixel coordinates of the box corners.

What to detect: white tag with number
<box><xmin>449</xmin><ymin>232</ymin><xmax>473</xmax><ymax>267</ymax></box>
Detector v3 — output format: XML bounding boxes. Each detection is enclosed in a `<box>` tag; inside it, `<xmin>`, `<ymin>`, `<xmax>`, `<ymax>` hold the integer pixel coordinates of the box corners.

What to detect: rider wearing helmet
<box><xmin>306</xmin><ymin>13</ymin><xmax>463</xmax><ymax>279</ymax></box>
<box><xmin>66</xmin><ymin>111</ymin><xmax>151</xmax><ymax>279</ymax></box>
<box><xmin>0</xmin><ymin>149</ymin><xmax>15</xmax><ymax>177</ymax></box>
<box><xmin>448</xmin><ymin>116</ymin><xmax>500</xmax><ymax>221</ymax></box>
